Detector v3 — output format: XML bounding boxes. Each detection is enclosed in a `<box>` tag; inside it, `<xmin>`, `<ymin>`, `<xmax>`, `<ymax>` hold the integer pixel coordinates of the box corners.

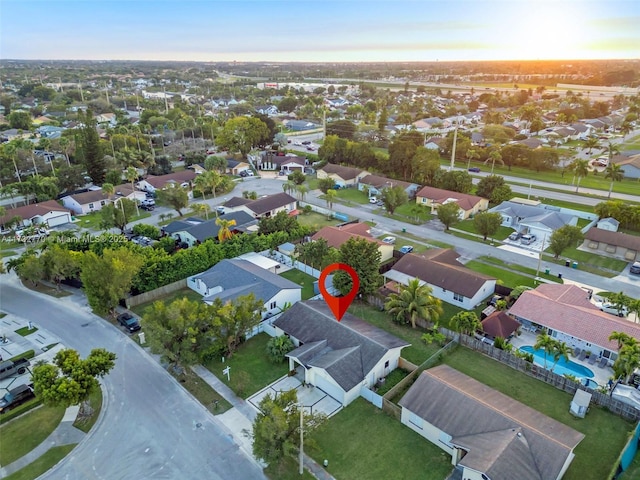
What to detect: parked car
<box><xmin>520</xmin><ymin>234</ymin><xmax>536</xmax><ymax>245</ymax></box>
<box><xmin>598</xmin><ymin>302</ymin><xmax>629</xmax><ymax>317</ymax></box>
<box><xmin>0</xmin><ymin>358</ymin><xmax>30</xmax><ymax>381</ymax></box>
<box><xmin>376</xmin><ymin>200</ymin><xmax>384</xmax><ymax>206</ymax></box>
<box><xmin>508</xmin><ymin>232</ymin><xmax>521</xmax><ymax>241</ymax></box>
<box><xmin>301</xmin><ymin>140</ymin><xmax>311</xmax><ymax>145</ymax></box>
<box><xmin>140</xmin><ymin>204</ymin><xmax>155</xmax><ymax>211</ymax></box>
<box><xmin>382</xmin><ymin>236</ymin><xmax>396</xmax><ymax>245</ymax></box>
<box><xmin>0</xmin><ymin>384</ymin><xmax>35</xmax><ymax>414</ymax></box>
<box><xmin>630</xmin><ymin>262</ymin><xmax>640</xmax><ymax>275</ymax></box>
<box><xmin>117</xmin><ymin>312</ymin><xmax>141</xmax><ymax>333</ymax></box>
<box><xmin>468</xmin><ymin>167</ymin><xmax>481</xmax><ymax>173</ymax></box>
<box><xmin>216</xmin><ymin>206</ymin><xmax>226</xmax><ymax>215</ymax></box>
<box><xmin>369</xmin><ymin>197</ymin><xmax>378</xmax><ymax>204</ymax></box>
<box><xmin>399</xmin><ymin>245</ymin><xmax>414</xmax><ymax>254</ymax></box>
<box><xmin>306</xmin><ymin>146</ymin><xmax>314</xmax><ymax>151</ymax></box>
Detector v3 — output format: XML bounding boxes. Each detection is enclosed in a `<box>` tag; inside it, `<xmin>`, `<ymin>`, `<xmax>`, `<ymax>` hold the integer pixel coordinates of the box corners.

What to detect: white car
<box><xmin>369</xmin><ymin>197</ymin><xmax>378</xmax><ymax>204</ymax></box>
<box><xmin>597</xmin><ymin>302</ymin><xmax>628</xmax><ymax>317</ymax></box>
<box><xmin>382</xmin><ymin>236</ymin><xmax>396</xmax><ymax>245</ymax></box>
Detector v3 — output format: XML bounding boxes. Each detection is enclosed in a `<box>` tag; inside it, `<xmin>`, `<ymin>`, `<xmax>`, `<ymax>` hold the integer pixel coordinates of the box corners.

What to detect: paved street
<box><xmin>0</xmin><ymin>274</ymin><xmax>266</xmax><ymax>480</ymax></box>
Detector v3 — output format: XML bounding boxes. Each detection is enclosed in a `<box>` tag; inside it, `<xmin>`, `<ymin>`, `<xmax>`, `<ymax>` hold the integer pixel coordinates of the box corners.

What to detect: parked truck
<box><xmin>0</xmin><ymin>384</ymin><xmax>35</xmax><ymax>413</ymax></box>
<box><xmin>0</xmin><ymin>358</ymin><xmax>30</xmax><ymax>381</ymax></box>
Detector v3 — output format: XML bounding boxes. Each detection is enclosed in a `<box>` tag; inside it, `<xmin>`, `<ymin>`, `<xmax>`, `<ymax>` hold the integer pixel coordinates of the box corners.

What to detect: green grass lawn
<box><xmin>72</xmin><ymin>388</ymin><xmax>103</xmax><ymax>433</ymax></box>
<box><xmin>204</xmin><ymin>333</ymin><xmax>289</xmax><ymax>398</ymax></box>
<box><xmin>129</xmin><ymin>287</ymin><xmax>203</xmax><ymax>317</ymax></box>
<box><xmin>279</xmin><ymin>269</ymin><xmax>317</xmax><ymax>300</ymax></box>
<box><xmin>335</xmin><ymin>187</ymin><xmax>369</xmax><ymax>205</ymax></box>
<box><xmin>442</xmin><ymin>347</ymin><xmax>634</xmax><ymax>480</ymax></box>
<box><xmin>477</xmin><ymin>256</ymin><xmax>562</xmax><ymax>284</ymax></box>
<box><xmin>349</xmin><ymin>302</ymin><xmax>446</xmax><ymax>365</ymax></box>
<box><xmin>76</xmin><ymin>210</ymin><xmax>152</xmax><ymax>231</ymax></box>
<box><xmin>544</xmin><ymin>246</ymin><xmax>628</xmax><ymax>274</ymax></box>
<box><xmin>3</xmin><ymin>444</ymin><xmax>77</xmax><ymax>480</ymax></box>
<box><xmin>465</xmin><ymin>260</ymin><xmax>542</xmax><ymax>289</ymax></box>
<box><xmin>311</xmin><ymin>398</ymin><xmax>453</xmax><ymax>480</ymax></box>
<box><xmin>170</xmin><ymin>367</ymin><xmax>232</xmax><ymax>414</ymax></box>
<box><xmin>0</xmin><ymin>404</ymin><xmax>66</xmax><ymax>466</ymax></box>
<box><xmin>454</xmin><ymin>220</ymin><xmax>513</xmax><ymax>240</ymax></box>
<box><xmin>393</xmin><ymin>202</ymin><xmax>433</xmax><ymax>223</ymax></box>
<box><xmin>296</xmin><ymin>212</ymin><xmax>341</xmax><ymax>230</ymax></box>
<box><xmin>14</xmin><ymin>325</ymin><xmax>38</xmax><ymax>336</ymax></box>
<box><xmin>375</xmin><ymin>368</ymin><xmax>410</xmax><ymax>396</ymax></box>
<box><xmin>264</xmin><ymin>455</ymin><xmax>316</xmax><ymax>480</ymax></box>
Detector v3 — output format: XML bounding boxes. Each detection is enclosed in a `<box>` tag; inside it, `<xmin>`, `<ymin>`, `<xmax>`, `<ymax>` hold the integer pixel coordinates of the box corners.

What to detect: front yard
<box><xmin>296</xmin><ymin>211</ymin><xmax>342</xmax><ymax>230</ymax></box>
<box><xmin>442</xmin><ymin>346</ymin><xmax>634</xmax><ymax>480</ymax></box>
<box><xmin>129</xmin><ymin>287</ymin><xmax>202</xmax><ymax>317</ymax></box>
<box><xmin>310</xmin><ymin>398</ymin><xmax>453</xmax><ymax>480</ymax></box>
<box><xmin>204</xmin><ymin>333</ymin><xmax>289</xmax><ymax>398</ymax></box>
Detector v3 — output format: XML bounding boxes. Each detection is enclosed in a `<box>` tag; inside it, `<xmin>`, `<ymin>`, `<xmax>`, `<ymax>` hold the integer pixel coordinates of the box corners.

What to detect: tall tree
<box><xmin>158</xmin><ymin>187</ymin><xmax>189</xmax><ymax>216</ymax></box>
<box><xmin>548</xmin><ymin>225</ymin><xmax>583</xmax><ymax>259</ymax></box>
<box><xmin>436</xmin><ymin>202</ymin><xmax>461</xmax><ymax>231</ymax></box>
<box><xmin>569</xmin><ymin>159</ymin><xmax>589</xmax><ymax>193</ymax></box>
<box><xmin>216</xmin><ymin>217</ymin><xmax>237</xmax><ymax>242</ymax></box>
<box><xmin>534</xmin><ymin>333</ymin><xmax>556</xmax><ymax>369</ymax></box>
<box><xmin>324</xmin><ymin>189</ymin><xmax>337</xmax><ymax>219</ymax></box>
<box><xmin>485</xmin><ymin>150</ymin><xmax>503</xmax><ymax>174</ymax></box>
<box><xmin>79</xmin><ymin>110</ymin><xmax>106</xmax><ymax>185</ymax></box>
<box><xmin>385</xmin><ymin>279</ymin><xmax>443</xmax><ymax>329</ymax></box>
<box><xmin>380</xmin><ymin>185</ymin><xmax>408</xmax><ymax>215</ymax></box>
<box><xmin>100</xmin><ymin>197</ymin><xmax>137</xmax><ymax>232</ymax></box>
<box><xmin>604</xmin><ymin>163</ymin><xmax>624</xmax><ymax>199</ymax></box>
<box><xmin>551</xmin><ymin>340</ymin><xmax>572</xmax><ymax>373</ymax></box>
<box><xmin>80</xmin><ymin>248</ymin><xmax>143</xmax><ymax>316</ymax></box>
<box><xmin>451</xmin><ymin>311</ymin><xmax>482</xmax><ymax>336</ymax></box>
<box><xmin>216</xmin><ymin>117</ymin><xmax>269</xmax><ymax>157</ymax></box>
<box><xmin>32</xmin><ymin>348</ymin><xmax>116</xmax><ymax>407</ymax></box>
<box><xmin>333</xmin><ymin>237</ymin><xmax>381</xmax><ymax>296</ymax></box>
<box><xmin>473</xmin><ymin>211</ymin><xmax>503</xmax><ymax>241</ymax></box>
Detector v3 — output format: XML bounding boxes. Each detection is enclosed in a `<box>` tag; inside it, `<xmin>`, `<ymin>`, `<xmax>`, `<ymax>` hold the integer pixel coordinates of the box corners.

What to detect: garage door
<box><xmin>313</xmin><ymin>373</ymin><xmax>344</xmax><ymax>404</ymax></box>
<box><xmin>47</xmin><ymin>214</ymin><xmax>71</xmax><ymax>227</ymax></box>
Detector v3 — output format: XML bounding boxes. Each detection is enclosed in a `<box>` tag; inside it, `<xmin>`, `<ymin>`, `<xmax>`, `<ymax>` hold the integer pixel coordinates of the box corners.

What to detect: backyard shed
<box><xmin>570</xmin><ymin>389</ymin><xmax>592</xmax><ymax>418</ymax></box>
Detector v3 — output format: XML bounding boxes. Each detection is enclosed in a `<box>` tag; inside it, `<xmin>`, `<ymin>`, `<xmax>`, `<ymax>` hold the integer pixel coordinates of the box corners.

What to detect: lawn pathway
<box><xmin>191</xmin><ymin>365</ymin><xmax>336</xmax><ymax>480</ymax></box>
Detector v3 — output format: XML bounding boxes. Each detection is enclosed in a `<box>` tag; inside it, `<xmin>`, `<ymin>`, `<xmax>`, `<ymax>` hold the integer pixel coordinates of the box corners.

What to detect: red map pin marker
<box><xmin>318</xmin><ymin>263</ymin><xmax>360</xmax><ymax>322</ymax></box>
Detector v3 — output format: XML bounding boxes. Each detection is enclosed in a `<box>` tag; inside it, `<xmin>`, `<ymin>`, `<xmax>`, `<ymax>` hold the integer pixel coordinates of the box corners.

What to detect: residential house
<box><xmin>596</xmin><ymin>217</ymin><xmax>620</xmax><ymax>232</ymax></box>
<box><xmin>399</xmin><ymin>365</ymin><xmax>584</xmax><ymax>480</ymax></box>
<box><xmin>515</xmin><ymin>137</ymin><xmax>544</xmax><ymax>149</ymax></box>
<box><xmin>187</xmin><ymin>258</ymin><xmax>301</xmax><ymax>319</ymax></box>
<box><xmin>509</xmin><ymin>284</ymin><xmax>640</xmax><ymax>364</ymax></box>
<box><xmin>170</xmin><ymin>211</ymin><xmax>258</xmax><ymax>247</ymax></box>
<box><xmin>0</xmin><ymin>200</ymin><xmax>72</xmax><ymax>230</ymax></box>
<box><xmin>358</xmin><ymin>174</ymin><xmax>419</xmax><ymax>199</ymax></box>
<box><xmin>255</xmin><ymin>105</ymin><xmax>279</xmax><ymax>116</ymax></box>
<box><xmin>226</xmin><ymin>158</ymin><xmax>251</xmax><ymax>175</ymax></box>
<box><xmin>612</xmin><ymin>153</ymin><xmax>640</xmax><ymax>179</ymax></box>
<box><xmin>273</xmin><ymin>300</ymin><xmax>410</xmax><ymax>406</ymax></box>
<box><xmin>95</xmin><ymin>112</ymin><xmax>117</xmax><ymax>127</ymax></box>
<box><xmin>161</xmin><ymin>217</ymin><xmax>205</xmax><ymax>237</ymax></box>
<box><xmin>222</xmin><ymin>192</ymin><xmax>297</xmax><ymax>219</ymax></box>
<box><xmin>61</xmin><ymin>184</ymin><xmax>145</xmax><ymax>215</ymax></box>
<box><xmin>283</xmin><ymin>119</ymin><xmax>319</xmax><ymax>131</ymax></box>
<box><xmin>311</xmin><ymin>223</ymin><xmax>394</xmax><ymax>262</ymax></box>
<box><xmin>582</xmin><ymin>227</ymin><xmax>640</xmax><ymax>262</ymax></box>
<box><xmin>412</xmin><ymin>117</ymin><xmax>446</xmax><ymax>131</ymax></box>
<box><xmin>415</xmin><ymin>186</ymin><xmax>488</xmax><ymax>220</ymax></box>
<box><xmin>136</xmin><ymin>170</ymin><xmax>197</xmax><ymax>193</ymax></box>
<box><xmin>489</xmin><ymin>201</ymin><xmax>577</xmax><ymax>238</ymax></box>
<box><xmin>480</xmin><ymin>310</ymin><xmax>521</xmax><ymax>341</ymax></box>
<box><xmin>383</xmin><ymin>249</ymin><xmax>495</xmax><ymax>310</ymax></box>
<box><xmin>317</xmin><ymin>164</ymin><xmax>368</xmax><ymax>188</ymax></box>
<box><xmin>256</xmin><ymin>152</ymin><xmax>306</xmax><ymax>172</ymax></box>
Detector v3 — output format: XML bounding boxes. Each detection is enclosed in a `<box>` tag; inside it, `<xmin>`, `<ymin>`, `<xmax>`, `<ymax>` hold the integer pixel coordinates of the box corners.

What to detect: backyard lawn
<box><xmin>442</xmin><ymin>347</ymin><xmax>634</xmax><ymax>480</ymax></box>
<box><xmin>296</xmin><ymin>212</ymin><xmax>341</xmax><ymax>230</ymax></box>
<box><xmin>349</xmin><ymin>302</ymin><xmax>447</xmax><ymax>365</ymax></box>
<box><xmin>335</xmin><ymin>187</ymin><xmax>369</xmax><ymax>205</ymax></box>
<box><xmin>204</xmin><ymin>333</ymin><xmax>289</xmax><ymax>398</ymax></box>
<box><xmin>311</xmin><ymin>398</ymin><xmax>453</xmax><ymax>480</ymax></box>
<box><xmin>279</xmin><ymin>269</ymin><xmax>317</xmax><ymax>300</ymax></box>
<box><xmin>129</xmin><ymin>287</ymin><xmax>202</xmax><ymax>317</ymax></box>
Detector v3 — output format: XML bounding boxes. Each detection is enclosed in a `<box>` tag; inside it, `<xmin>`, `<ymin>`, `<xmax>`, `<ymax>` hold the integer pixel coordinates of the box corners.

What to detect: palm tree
<box><xmin>215</xmin><ymin>217</ymin><xmax>236</xmax><ymax>242</ymax></box>
<box><xmin>125</xmin><ymin>167</ymin><xmax>140</xmax><ymax>217</ymax></box>
<box><xmin>551</xmin><ymin>341</ymin><xmax>572</xmax><ymax>372</ymax></box>
<box><xmin>325</xmin><ymin>189</ymin><xmax>337</xmax><ymax>219</ymax></box>
<box><xmin>609</xmin><ymin>331</ymin><xmax>634</xmax><ymax>350</ymax></box>
<box><xmin>569</xmin><ymin>159</ymin><xmax>589</xmax><ymax>193</ymax></box>
<box><xmin>485</xmin><ymin>150</ymin><xmax>503</xmax><ymax>174</ymax></box>
<box><xmin>384</xmin><ymin>279</ymin><xmax>443</xmax><ymax>329</ymax></box>
<box><xmin>203</xmin><ymin>170</ymin><xmax>221</xmax><ymax>201</ymax></box>
<box><xmin>534</xmin><ymin>333</ymin><xmax>556</xmax><ymax>368</ymax></box>
<box><xmin>194</xmin><ymin>174</ymin><xmax>209</xmax><ymax>202</ymax></box>
<box><xmin>282</xmin><ymin>180</ymin><xmax>296</xmax><ymax>195</ymax></box>
<box><xmin>450</xmin><ymin>311</ymin><xmax>482</xmax><ymax>337</ymax></box>
<box><xmin>190</xmin><ymin>202</ymin><xmax>210</xmax><ymax>220</ymax></box>
<box><xmin>629</xmin><ymin>299</ymin><xmax>640</xmax><ymax>323</ymax></box>
<box><xmin>582</xmin><ymin>137</ymin><xmax>600</xmax><ymax>154</ymax></box>
<box><xmin>296</xmin><ymin>184</ymin><xmax>309</xmax><ymax>201</ymax></box>
<box><xmin>604</xmin><ymin>163</ymin><xmax>624</xmax><ymax>198</ymax></box>
<box><xmin>603</xmin><ymin>141</ymin><xmax>620</xmax><ymax>164</ymax></box>
<box><xmin>613</xmin><ymin>343</ymin><xmax>640</xmax><ymax>383</ymax></box>
<box><xmin>465</xmin><ymin>148</ymin><xmax>479</xmax><ymax>170</ymax></box>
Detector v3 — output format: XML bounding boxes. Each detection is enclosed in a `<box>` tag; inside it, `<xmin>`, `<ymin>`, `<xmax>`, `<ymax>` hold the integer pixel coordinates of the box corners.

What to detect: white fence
<box><xmin>360</xmin><ymin>386</ymin><xmax>383</xmax><ymax>409</ymax></box>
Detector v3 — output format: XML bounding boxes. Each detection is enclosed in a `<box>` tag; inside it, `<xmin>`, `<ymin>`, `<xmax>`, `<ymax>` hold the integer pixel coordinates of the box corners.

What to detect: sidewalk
<box><xmin>0</xmin><ymin>405</ymin><xmax>84</xmax><ymax>477</ymax></box>
<box><xmin>190</xmin><ymin>365</ymin><xmax>336</xmax><ymax>480</ymax></box>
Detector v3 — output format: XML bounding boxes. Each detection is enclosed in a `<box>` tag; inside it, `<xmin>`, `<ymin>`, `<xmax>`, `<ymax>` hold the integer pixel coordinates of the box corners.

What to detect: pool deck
<box><xmin>510</xmin><ymin>331</ymin><xmax>614</xmax><ymax>388</ymax></box>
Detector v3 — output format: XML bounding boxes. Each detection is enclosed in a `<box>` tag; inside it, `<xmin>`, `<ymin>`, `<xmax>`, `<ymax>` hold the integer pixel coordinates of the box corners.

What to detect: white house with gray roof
<box><xmin>273</xmin><ymin>300</ymin><xmax>410</xmax><ymax>406</ymax></box>
<box><xmin>489</xmin><ymin>201</ymin><xmax>577</xmax><ymax>239</ymax></box>
<box><xmin>170</xmin><ymin>211</ymin><xmax>257</xmax><ymax>247</ymax></box>
<box><xmin>187</xmin><ymin>259</ymin><xmax>301</xmax><ymax>319</ymax></box>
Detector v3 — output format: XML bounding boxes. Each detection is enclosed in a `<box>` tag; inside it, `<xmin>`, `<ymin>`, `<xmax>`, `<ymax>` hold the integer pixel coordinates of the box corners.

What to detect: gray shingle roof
<box><xmin>274</xmin><ymin>300</ymin><xmax>409</xmax><ymax>391</ymax></box>
<box><xmin>196</xmin><ymin>259</ymin><xmax>300</xmax><ymax>304</ymax></box>
<box><xmin>179</xmin><ymin>211</ymin><xmax>256</xmax><ymax>242</ymax></box>
<box><xmin>399</xmin><ymin>365</ymin><xmax>584</xmax><ymax>480</ymax></box>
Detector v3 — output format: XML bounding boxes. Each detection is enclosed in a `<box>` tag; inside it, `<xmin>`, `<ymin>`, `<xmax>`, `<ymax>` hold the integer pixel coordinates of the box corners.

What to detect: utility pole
<box><xmin>323</xmin><ymin>108</ymin><xmax>326</xmax><ymax>138</ymax></box>
<box><xmin>450</xmin><ymin>119</ymin><xmax>459</xmax><ymax>172</ymax></box>
<box><xmin>105</xmin><ymin>82</ymin><xmax>110</xmax><ymax>105</ymax></box>
<box><xmin>299</xmin><ymin>405</ymin><xmax>304</xmax><ymax>475</ymax></box>
<box><xmin>79</xmin><ymin>83</ymin><xmax>85</xmax><ymax>103</ymax></box>
<box><xmin>163</xmin><ymin>87</ymin><xmax>169</xmax><ymax>114</ymax></box>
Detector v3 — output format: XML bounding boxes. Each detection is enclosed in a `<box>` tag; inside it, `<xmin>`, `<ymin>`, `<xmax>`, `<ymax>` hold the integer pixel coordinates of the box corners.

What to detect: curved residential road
<box><xmin>0</xmin><ymin>274</ymin><xmax>265</xmax><ymax>480</ymax></box>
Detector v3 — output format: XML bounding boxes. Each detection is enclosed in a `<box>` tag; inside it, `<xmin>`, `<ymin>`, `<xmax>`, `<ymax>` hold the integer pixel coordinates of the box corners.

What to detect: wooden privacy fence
<box><xmin>126</xmin><ymin>279</ymin><xmax>186</xmax><ymax>308</ymax></box>
<box><xmin>459</xmin><ymin>335</ymin><xmax>640</xmax><ymax>422</ymax></box>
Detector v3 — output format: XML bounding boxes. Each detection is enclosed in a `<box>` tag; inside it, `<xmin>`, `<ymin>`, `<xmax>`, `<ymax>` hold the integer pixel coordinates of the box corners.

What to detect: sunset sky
<box><xmin>1</xmin><ymin>0</ymin><xmax>638</xmax><ymax>62</ymax></box>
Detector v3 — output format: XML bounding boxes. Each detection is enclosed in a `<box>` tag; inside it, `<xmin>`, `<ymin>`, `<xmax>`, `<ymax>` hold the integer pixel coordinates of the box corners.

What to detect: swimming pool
<box><xmin>520</xmin><ymin>346</ymin><xmax>595</xmax><ymax>379</ymax></box>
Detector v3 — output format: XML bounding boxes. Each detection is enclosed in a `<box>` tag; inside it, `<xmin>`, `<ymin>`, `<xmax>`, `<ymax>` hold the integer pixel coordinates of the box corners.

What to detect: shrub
<box><xmin>266</xmin><ymin>336</ymin><xmax>294</xmax><ymax>363</ymax></box>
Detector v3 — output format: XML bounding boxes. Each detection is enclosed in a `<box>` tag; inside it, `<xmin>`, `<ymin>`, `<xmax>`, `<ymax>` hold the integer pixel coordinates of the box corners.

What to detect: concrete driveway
<box><xmin>248</xmin><ymin>375</ymin><xmax>342</xmax><ymax>418</ymax></box>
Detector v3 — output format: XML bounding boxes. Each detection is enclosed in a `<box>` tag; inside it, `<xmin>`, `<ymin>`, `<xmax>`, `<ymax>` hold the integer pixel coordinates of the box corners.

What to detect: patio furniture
<box><xmin>579</xmin><ymin>350</ymin><xmax>587</xmax><ymax>361</ymax></box>
<box><xmin>598</xmin><ymin>357</ymin><xmax>608</xmax><ymax>368</ymax></box>
<box><xmin>588</xmin><ymin>355</ymin><xmax>597</xmax><ymax>365</ymax></box>
<box><xmin>573</xmin><ymin>347</ymin><xmax>581</xmax><ymax>357</ymax></box>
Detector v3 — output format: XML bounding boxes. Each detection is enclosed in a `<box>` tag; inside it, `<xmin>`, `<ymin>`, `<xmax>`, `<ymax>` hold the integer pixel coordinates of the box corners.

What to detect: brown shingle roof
<box><xmin>0</xmin><ymin>200</ymin><xmax>70</xmax><ymax>225</ymax></box>
<box><xmin>391</xmin><ymin>249</ymin><xmax>494</xmax><ymax>298</ymax></box>
<box><xmin>144</xmin><ymin>170</ymin><xmax>197</xmax><ymax>188</ymax></box>
<box><xmin>311</xmin><ymin>225</ymin><xmax>382</xmax><ymax>249</ymax></box>
<box><xmin>416</xmin><ymin>186</ymin><xmax>486</xmax><ymax>211</ymax></box>
<box><xmin>320</xmin><ymin>163</ymin><xmax>364</xmax><ymax>181</ymax></box>
<box><xmin>612</xmin><ymin>153</ymin><xmax>640</xmax><ymax>168</ymax></box>
<box><xmin>359</xmin><ymin>174</ymin><xmax>413</xmax><ymax>190</ymax></box>
<box><xmin>66</xmin><ymin>189</ymin><xmax>111</xmax><ymax>205</ymax></box>
<box><xmin>481</xmin><ymin>311</ymin><xmax>521</xmax><ymax>338</ymax></box>
<box><xmin>585</xmin><ymin>227</ymin><xmax>640</xmax><ymax>251</ymax></box>
<box><xmin>399</xmin><ymin>365</ymin><xmax>584</xmax><ymax>480</ymax></box>
<box><xmin>509</xmin><ymin>284</ymin><xmax>640</xmax><ymax>350</ymax></box>
<box><xmin>246</xmin><ymin>192</ymin><xmax>296</xmax><ymax>216</ymax></box>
